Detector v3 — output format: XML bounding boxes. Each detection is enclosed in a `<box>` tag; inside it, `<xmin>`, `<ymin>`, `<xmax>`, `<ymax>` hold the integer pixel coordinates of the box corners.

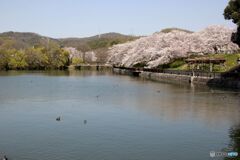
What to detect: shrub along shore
<box><xmin>0</xmin><ymin>45</ymin><xmax>70</xmax><ymax>70</ymax></box>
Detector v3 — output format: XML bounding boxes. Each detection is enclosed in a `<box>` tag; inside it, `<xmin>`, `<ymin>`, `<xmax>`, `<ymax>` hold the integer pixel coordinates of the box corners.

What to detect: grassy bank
<box><xmin>160</xmin><ymin>53</ymin><xmax>240</xmax><ymax>72</ymax></box>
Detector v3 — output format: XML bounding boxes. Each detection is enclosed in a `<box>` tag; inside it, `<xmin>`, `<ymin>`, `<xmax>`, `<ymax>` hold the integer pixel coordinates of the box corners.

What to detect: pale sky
<box><xmin>0</xmin><ymin>0</ymin><xmax>235</xmax><ymax>38</ymax></box>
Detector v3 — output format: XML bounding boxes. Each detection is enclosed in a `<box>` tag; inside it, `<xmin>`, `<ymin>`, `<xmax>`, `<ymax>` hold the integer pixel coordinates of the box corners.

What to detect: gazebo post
<box><xmin>210</xmin><ymin>63</ymin><xmax>213</xmax><ymax>72</ymax></box>
<box><xmin>237</xmin><ymin>58</ymin><xmax>240</xmax><ymax>65</ymax></box>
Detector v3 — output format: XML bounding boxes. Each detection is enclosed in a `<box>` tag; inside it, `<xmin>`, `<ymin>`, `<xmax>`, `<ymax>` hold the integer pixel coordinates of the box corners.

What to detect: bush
<box><xmin>133</xmin><ymin>62</ymin><xmax>147</xmax><ymax>68</ymax></box>
<box><xmin>8</xmin><ymin>50</ymin><xmax>28</xmax><ymax>70</ymax></box>
<box><xmin>169</xmin><ymin>59</ymin><xmax>186</xmax><ymax>68</ymax></box>
<box><xmin>72</xmin><ymin>57</ymin><xmax>84</xmax><ymax>65</ymax></box>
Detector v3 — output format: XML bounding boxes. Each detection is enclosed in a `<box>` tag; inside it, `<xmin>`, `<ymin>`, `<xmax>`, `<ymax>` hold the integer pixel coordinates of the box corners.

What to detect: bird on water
<box><xmin>3</xmin><ymin>155</ymin><xmax>8</xmax><ymax>160</ymax></box>
<box><xmin>56</xmin><ymin>116</ymin><xmax>61</xmax><ymax>121</ymax></box>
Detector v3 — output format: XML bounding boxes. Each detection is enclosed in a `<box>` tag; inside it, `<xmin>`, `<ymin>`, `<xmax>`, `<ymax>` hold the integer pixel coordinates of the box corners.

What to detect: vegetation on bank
<box><xmin>1</xmin><ymin>32</ymin><xmax>239</xmax><ymax>72</ymax></box>
<box><xmin>157</xmin><ymin>53</ymin><xmax>240</xmax><ymax>72</ymax></box>
<box><xmin>0</xmin><ymin>42</ymin><xmax>69</xmax><ymax>70</ymax></box>
<box><xmin>0</xmin><ymin>32</ymin><xmax>137</xmax><ymax>67</ymax></box>
<box><xmin>60</xmin><ymin>33</ymin><xmax>138</xmax><ymax>64</ymax></box>
<box><xmin>132</xmin><ymin>53</ymin><xmax>240</xmax><ymax>72</ymax></box>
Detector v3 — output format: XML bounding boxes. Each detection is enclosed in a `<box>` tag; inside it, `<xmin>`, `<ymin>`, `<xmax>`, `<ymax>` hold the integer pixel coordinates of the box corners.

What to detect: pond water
<box><xmin>0</xmin><ymin>71</ymin><xmax>239</xmax><ymax>160</ymax></box>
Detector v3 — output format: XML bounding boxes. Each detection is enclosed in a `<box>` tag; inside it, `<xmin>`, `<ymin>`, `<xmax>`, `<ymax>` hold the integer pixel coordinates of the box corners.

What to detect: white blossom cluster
<box><xmin>107</xmin><ymin>26</ymin><xmax>239</xmax><ymax>68</ymax></box>
<box><xmin>85</xmin><ymin>51</ymin><xmax>97</xmax><ymax>62</ymax></box>
<box><xmin>64</xmin><ymin>47</ymin><xmax>83</xmax><ymax>60</ymax></box>
<box><xmin>64</xmin><ymin>47</ymin><xmax>97</xmax><ymax>63</ymax></box>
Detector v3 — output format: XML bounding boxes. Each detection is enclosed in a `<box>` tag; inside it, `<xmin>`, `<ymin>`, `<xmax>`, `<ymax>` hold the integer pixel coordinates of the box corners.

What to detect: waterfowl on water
<box><xmin>56</xmin><ymin>117</ymin><xmax>61</xmax><ymax>121</ymax></box>
<box><xmin>3</xmin><ymin>155</ymin><xmax>8</xmax><ymax>160</ymax></box>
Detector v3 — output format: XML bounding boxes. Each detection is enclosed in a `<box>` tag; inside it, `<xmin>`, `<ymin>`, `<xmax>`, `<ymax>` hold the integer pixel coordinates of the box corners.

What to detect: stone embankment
<box><xmin>113</xmin><ymin>68</ymin><xmax>240</xmax><ymax>89</ymax></box>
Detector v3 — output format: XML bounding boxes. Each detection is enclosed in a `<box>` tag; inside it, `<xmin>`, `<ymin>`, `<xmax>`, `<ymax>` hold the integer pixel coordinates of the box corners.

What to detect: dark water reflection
<box><xmin>0</xmin><ymin>71</ymin><xmax>240</xmax><ymax>160</ymax></box>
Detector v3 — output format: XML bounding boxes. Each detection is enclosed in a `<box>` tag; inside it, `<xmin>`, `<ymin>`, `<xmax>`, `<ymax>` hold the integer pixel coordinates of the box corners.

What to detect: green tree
<box><xmin>8</xmin><ymin>49</ymin><xmax>28</xmax><ymax>70</ymax></box>
<box><xmin>41</xmin><ymin>41</ymin><xmax>69</xmax><ymax>69</ymax></box>
<box><xmin>0</xmin><ymin>38</ymin><xmax>71</xmax><ymax>70</ymax></box>
<box><xmin>0</xmin><ymin>49</ymin><xmax>10</xmax><ymax>70</ymax></box>
<box><xmin>72</xmin><ymin>57</ymin><xmax>84</xmax><ymax>65</ymax></box>
<box><xmin>25</xmin><ymin>47</ymin><xmax>49</xmax><ymax>69</ymax></box>
<box><xmin>224</xmin><ymin>0</ymin><xmax>240</xmax><ymax>46</ymax></box>
<box><xmin>50</xmin><ymin>48</ymin><xmax>69</xmax><ymax>69</ymax></box>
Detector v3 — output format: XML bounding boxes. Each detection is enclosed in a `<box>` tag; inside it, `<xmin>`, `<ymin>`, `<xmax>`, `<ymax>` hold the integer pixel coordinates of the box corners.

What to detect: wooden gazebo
<box><xmin>185</xmin><ymin>57</ymin><xmax>226</xmax><ymax>72</ymax></box>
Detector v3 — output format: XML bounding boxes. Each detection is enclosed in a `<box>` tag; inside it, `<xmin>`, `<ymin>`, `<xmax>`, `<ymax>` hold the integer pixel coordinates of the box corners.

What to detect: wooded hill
<box><xmin>0</xmin><ymin>32</ymin><xmax>137</xmax><ymax>70</ymax></box>
<box><xmin>0</xmin><ymin>31</ymin><xmax>137</xmax><ymax>51</ymax></box>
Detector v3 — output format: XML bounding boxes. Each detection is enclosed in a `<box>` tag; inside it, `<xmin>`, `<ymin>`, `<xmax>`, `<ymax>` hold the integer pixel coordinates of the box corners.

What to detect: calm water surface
<box><xmin>0</xmin><ymin>71</ymin><xmax>240</xmax><ymax>160</ymax></box>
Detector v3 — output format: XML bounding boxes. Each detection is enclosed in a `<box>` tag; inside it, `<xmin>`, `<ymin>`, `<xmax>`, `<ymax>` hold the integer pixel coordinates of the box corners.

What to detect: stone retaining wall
<box><xmin>74</xmin><ymin>65</ymin><xmax>112</xmax><ymax>71</ymax></box>
<box><xmin>113</xmin><ymin>68</ymin><xmax>240</xmax><ymax>89</ymax></box>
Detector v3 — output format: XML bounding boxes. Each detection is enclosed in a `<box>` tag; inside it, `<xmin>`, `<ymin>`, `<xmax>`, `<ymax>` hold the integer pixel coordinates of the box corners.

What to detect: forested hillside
<box><xmin>0</xmin><ymin>32</ymin><xmax>137</xmax><ymax>70</ymax></box>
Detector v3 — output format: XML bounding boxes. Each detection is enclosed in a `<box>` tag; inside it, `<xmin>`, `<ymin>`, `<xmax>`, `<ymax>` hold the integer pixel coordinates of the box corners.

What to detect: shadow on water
<box><xmin>207</xmin><ymin>64</ymin><xmax>240</xmax><ymax>90</ymax></box>
<box><xmin>0</xmin><ymin>70</ymin><xmax>112</xmax><ymax>77</ymax></box>
<box><xmin>0</xmin><ymin>70</ymin><xmax>71</xmax><ymax>77</ymax></box>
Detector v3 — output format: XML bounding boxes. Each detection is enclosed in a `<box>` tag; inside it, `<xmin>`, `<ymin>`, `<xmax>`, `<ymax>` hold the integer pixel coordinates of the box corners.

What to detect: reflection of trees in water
<box><xmin>225</xmin><ymin>125</ymin><xmax>240</xmax><ymax>160</ymax></box>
